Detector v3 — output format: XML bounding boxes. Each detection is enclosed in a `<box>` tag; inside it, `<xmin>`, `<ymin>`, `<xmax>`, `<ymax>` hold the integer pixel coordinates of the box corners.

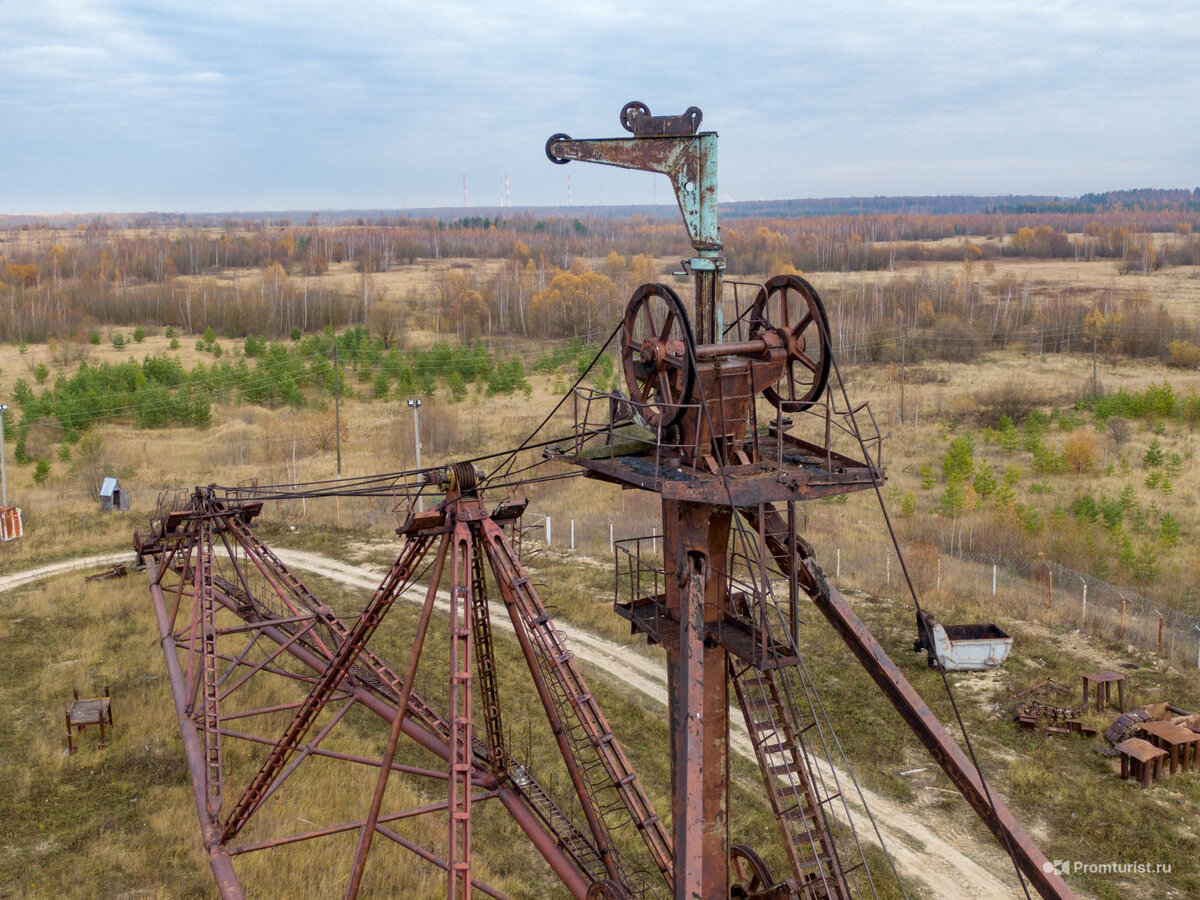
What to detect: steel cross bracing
<box><xmin>141</xmin><ymin>482</ymin><xmax>673</xmax><ymax>900</ymax></box>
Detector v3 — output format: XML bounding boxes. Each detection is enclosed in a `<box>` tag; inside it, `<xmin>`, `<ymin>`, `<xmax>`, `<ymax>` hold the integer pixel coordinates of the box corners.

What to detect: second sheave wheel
<box><xmin>749</xmin><ymin>274</ymin><xmax>832</xmax><ymax>412</ymax></box>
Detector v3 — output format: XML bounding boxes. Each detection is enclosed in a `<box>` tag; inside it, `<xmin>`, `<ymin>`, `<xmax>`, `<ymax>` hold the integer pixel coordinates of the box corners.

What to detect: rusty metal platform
<box><xmin>555</xmin><ymin>427</ymin><xmax>881</xmax><ymax>504</ymax></box>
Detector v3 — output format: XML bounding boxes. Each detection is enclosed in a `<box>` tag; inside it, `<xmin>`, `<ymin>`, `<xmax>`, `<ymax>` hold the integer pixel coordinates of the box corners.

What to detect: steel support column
<box><xmin>662</xmin><ymin>500</ymin><xmax>729</xmax><ymax>900</ymax></box>
<box><xmin>148</xmin><ymin>557</ymin><xmax>244</xmax><ymax>900</ymax></box>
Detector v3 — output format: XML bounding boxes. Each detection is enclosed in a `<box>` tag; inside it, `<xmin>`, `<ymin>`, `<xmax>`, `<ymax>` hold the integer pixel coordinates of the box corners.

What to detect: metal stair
<box><xmin>481</xmin><ymin>517</ymin><xmax>672</xmax><ymax>898</ymax></box>
<box><xmin>730</xmin><ymin>658</ymin><xmax>849</xmax><ymax>899</ymax></box>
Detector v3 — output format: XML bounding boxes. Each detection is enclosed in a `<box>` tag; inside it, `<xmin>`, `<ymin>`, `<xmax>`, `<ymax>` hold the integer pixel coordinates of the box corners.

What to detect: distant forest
<box><xmin>3</xmin><ymin>196</ymin><xmax>1200</xmax><ymax>371</ymax></box>
<box><xmin>2</xmin><ymin>188</ymin><xmax>1198</xmax><ymax>229</ymax></box>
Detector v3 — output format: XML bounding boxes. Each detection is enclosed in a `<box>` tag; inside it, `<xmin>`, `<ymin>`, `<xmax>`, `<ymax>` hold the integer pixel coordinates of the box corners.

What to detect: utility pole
<box><xmin>332</xmin><ymin>345</ymin><xmax>342</xmax><ymax>477</ymax></box>
<box><xmin>0</xmin><ymin>403</ymin><xmax>8</xmax><ymax>507</ymax></box>
<box><xmin>407</xmin><ymin>398</ymin><xmax>423</xmax><ymax>511</ymax></box>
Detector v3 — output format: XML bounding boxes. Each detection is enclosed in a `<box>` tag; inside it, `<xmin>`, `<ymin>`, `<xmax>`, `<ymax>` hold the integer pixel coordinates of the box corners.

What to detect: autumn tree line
<box><xmin>2</xmin><ymin>207</ymin><xmax>1200</xmax><ymax>365</ymax></box>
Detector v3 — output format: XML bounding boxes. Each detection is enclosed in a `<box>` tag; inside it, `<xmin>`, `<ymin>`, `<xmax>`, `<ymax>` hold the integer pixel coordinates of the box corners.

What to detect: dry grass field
<box><xmin>5</xmin><ymin>230</ymin><xmax>1200</xmax><ymax>898</ymax></box>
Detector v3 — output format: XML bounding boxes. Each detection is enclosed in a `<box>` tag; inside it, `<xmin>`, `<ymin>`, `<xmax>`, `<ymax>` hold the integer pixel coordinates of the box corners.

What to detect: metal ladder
<box><xmin>197</xmin><ymin>516</ymin><xmax>224</xmax><ymax>815</ymax></box>
<box><xmin>510</xmin><ymin>763</ymin><xmax>608</xmax><ymax>883</ymax></box>
<box><xmin>481</xmin><ymin>517</ymin><xmax>673</xmax><ymax>896</ymax></box>
<box><xmin>730</xmin><ymin>662</ymin><xmax>850</xmax><ymax>900</ymax></box>
<box><xmin>448</xmin><ymin>526</ymin><xmax>473</xmax><ymax>900</ymax></box>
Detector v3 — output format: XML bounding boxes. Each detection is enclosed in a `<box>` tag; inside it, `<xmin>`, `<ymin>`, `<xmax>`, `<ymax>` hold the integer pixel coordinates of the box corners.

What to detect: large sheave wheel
<box><xmin>621</xmin><ymin>282</ymin><xmax>696</xmax><ymax>429</ymax></box>
<box><xmin>730</xmin><ymin>843</ymin><xmax>775</xmax><ymax>897</ymax></box>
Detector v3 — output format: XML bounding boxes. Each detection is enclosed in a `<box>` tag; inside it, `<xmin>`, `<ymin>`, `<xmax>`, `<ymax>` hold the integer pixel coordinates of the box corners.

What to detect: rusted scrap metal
<box><xmin>85</xmin><ymin>563</ymin><xmax>128</xmax><ymax>582</ymax></box>
<box><xmin>0</xmin><ymin>505</ymin><xmax>22</xmax><ymax>541</ymax></box>
<box><xmin>1010</xmin><ymin>680</ymin><xmax>1087</xmax><ymax>727</ymax></box>
<box><xmin>913</xmin><ymin>609</ymin><xmax>1012</xmax><ymax>671</ymax></box>
<box><xmin>1082</xmin><ymin>670</ymin><xmax>1127</xmax><ymax>712</ymax></box>
<box><xmin>1116</xmin><ymin>738</ymin><xmax>1168</xmax><ymax>788</ymax></box>
<box><xmin>1138</xmin><ymin>720</ymin><xmax>1200</xmax><ymax>775</ymax></box>
<box><xmin>1010</xmin><ymin>678</ymin><xmax>1074</xmax><ymax>702</ymax></box>
<box><xmin>1105</xmin><ymin>709</ymin><xmax>1153</xmax><ymax>745</ymax></box>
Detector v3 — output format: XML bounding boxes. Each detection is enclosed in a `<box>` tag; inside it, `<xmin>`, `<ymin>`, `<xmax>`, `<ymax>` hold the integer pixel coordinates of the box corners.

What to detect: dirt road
<box><xmin>2</xmin><ymin>549</ymin><xmax>1017</xmax><ymax>898</ymax></box>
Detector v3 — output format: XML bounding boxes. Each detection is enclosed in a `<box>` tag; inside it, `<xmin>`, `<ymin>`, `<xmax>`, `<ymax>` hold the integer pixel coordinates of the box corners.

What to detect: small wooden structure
<box><xmin>65</xmin><ymin>685</ymin><xmax>114</xmax><ymax>754</ymax></box>
<box><xmin>1140</xmin><ymin>720</ymin><xmax>1200</xmax><ymax>775</ymax></box>
<box><xmin>0</xmin><ymin>505</ymin><xmax>22</xmax><ymax>541</ymax></box>
<box><xmin>1082</xmin><ymin>670</ymin><xmax>1127</xmax><ymax>712</ymax></box>
<box><xmin>99</xmin><ymin>477</ymin><xmax>130</xmax><ymax>512</ymax></box>
<box><xmin>1115</xmin><ymin>737</ymin><xmax>1167</xmax><ymax>788</ymax></box>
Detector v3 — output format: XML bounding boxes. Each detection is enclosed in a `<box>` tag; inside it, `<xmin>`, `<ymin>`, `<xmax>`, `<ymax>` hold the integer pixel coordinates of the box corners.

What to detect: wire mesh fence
<box><xmin>240</xmin><ymin>486</ymin><xmax>1200</xmax><ymax>672</ymax></box>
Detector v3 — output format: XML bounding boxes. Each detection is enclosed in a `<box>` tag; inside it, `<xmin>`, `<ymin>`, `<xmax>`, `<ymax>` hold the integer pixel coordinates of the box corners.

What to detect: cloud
<box><xmin>1</xmin><ymin>0</ymin><xmax>1197</xmax><ymax>212</ymax></box>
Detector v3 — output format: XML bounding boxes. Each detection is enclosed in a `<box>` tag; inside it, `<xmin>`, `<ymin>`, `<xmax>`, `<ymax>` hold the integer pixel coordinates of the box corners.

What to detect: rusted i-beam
<box><xmin>765</xmin><ymin>532</ymin><xmax>1075</xmax><ymax>900</ymax></box>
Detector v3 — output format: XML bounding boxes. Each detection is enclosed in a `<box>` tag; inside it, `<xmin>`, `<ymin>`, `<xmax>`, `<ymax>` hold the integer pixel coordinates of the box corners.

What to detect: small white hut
<box><xmin>99</xmin><ymin>477</ymin><xmax>130</xmax><ymax>513</ymax></box>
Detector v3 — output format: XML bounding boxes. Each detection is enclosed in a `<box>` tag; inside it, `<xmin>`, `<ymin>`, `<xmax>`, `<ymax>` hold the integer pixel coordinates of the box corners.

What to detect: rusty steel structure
<box><xmin>138</xmin><ymin>102</ymin><xmax>1077</xmax><ymax>899</ymax></box>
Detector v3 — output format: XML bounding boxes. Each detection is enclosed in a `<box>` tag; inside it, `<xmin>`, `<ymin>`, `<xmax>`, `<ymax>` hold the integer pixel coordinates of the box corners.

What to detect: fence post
<box><xmin>609</xmin><ymin>521</ymin><xmax>614</xmax><ymax>554</ymax></box>
<box><xmin>836</xmin><ymin>547</ymin><xmax>841</xmax><ymax>579</ymax></box>
<box><xmin>1048</xmin><ymin>570</ymin><xmax>1053</xmax><ymax>610</ymax></box>
<box><xmin>936</xmin><ymin>556</ymin><xmax>942</xmax><ymax>594</ymax></box>
<box><xmin>991</xmin><ymin>563</ymin><xmax>995</xmax><ymax>597</ymax></box>
<box><xmin>1080</xmin><ymin>578</ymin><xmax>1087</xmax><ymax>625</ymax></box>
<box><xmin>886</xmin><ymin>549</ymin><xmax>891</xmax><ymax>586</ymax></box>
<box><xmin>1194</xmin><ymin>626</ymin><xmax>1200</xmax><ymax>670</ymax></box>
<box><xmin>546</xmin><ymin>516</ymin><xmax>551</xmax><ymax>547</ymax></box>
<box><xmin>652</xmin><ymin>527</ymin><xmax>657</xmax><ymax>555</ymax></box>
<box><xmin>1155</xmin><ymin>611</ymin><xmax>1163</xmax><ymax>657</ymax></box>
<box><xmin>1120</xmin><ymin>597</ymin><xmax>1126</xmax><ymax>641</ymax></box>
<box><xmin>570</xmin><ymin>518</ymin><xmax>575</xmax><ymax>551</ymax></box>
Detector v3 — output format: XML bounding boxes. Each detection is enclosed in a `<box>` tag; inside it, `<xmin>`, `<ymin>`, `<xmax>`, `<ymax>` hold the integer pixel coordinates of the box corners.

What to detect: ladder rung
<box><xmin>781</xmin><ymin>804</ymin><xmax>819</xmax><ymax>821</ymax></box>
<box><xmin>744</xmin><ymin>695</ymin><xmax>777</xmax><ymax>711</ymax></box>
<box><xmin>794</xmin><ymin>854</ymin><xmax>832</xmax><ymax>871</ymax></box>
<box><xmin>770</xmin><ymin>761</ymin><xmax>800</xmax><ymax>776</ymax></box>
<box><xmin>757</xmin><ymin>740</ymin><xmax>790</xmax><ymax>754</ymax></box>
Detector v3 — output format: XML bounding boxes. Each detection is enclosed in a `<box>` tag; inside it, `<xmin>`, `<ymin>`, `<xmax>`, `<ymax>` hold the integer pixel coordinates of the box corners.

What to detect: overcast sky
<box><xmin>3</xmin><ymin>0</ymin><xmax>1197</xmax><ymax>214</ymax></box>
